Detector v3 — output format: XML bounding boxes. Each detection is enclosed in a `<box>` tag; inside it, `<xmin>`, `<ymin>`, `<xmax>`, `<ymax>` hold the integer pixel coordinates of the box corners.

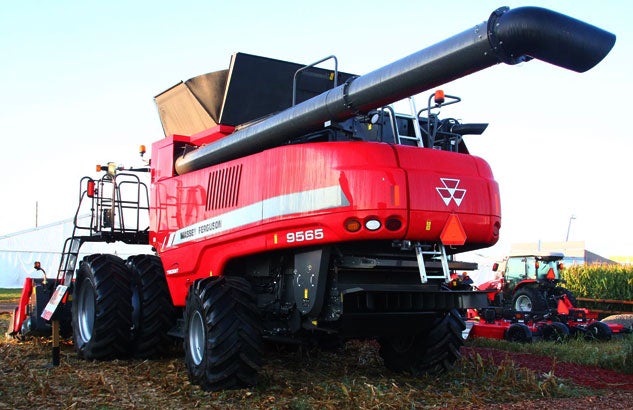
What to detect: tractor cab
<box><xmin>498</xmin><ymin>252</ymin><xmax>565</xmax><ymax>294</ymax></box>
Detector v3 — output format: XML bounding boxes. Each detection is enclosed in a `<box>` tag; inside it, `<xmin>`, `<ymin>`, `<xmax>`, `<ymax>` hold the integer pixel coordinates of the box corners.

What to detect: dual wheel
<box><xmin>72</xmin><ymin>254</ymin><xmax>176</xmax><ymax>360</ymax></box>
<box><xmin>72</xmin><ymin>255</ymin><xmax>264</xmax><ymax>390</ymax></box>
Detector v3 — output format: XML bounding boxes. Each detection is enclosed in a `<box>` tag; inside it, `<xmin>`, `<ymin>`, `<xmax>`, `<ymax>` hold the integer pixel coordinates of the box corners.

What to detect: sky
<box><xmin>1</xmin><ymin>0</ymin><xmax>631</xmax><ymax>260</ymax></box>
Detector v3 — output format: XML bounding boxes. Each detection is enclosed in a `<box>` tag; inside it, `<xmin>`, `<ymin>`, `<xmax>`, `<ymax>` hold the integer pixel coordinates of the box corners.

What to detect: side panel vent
<box><xmin>206</xmin><ymin>164</ymin><xmax>242</xmax><ymax>210</ymax></box>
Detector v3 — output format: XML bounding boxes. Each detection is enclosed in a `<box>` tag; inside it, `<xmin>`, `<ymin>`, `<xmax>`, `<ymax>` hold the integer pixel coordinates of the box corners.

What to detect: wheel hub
<box><xmin>189</xmin><ymin>311</ymin><xmax>206</xmax><ymax>366</ymax></box>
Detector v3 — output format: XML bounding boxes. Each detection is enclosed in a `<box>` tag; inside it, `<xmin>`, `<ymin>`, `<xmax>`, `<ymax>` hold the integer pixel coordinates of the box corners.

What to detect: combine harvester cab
<box><xmin>42</xmin><ymin>6</ymin><xmax>615</xmax><ymax>391</ymax></box>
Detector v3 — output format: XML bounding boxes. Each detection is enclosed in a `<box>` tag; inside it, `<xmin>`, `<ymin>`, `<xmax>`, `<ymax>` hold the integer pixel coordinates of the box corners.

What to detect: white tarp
<box><xmin>0</xmin><ymin>216</ymin><xmax>152</xmax><ymax>288</ymax></box>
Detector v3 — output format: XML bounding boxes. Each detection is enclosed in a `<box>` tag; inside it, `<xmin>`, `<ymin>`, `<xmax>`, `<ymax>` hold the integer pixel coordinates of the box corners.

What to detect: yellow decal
<box><xmin>368</xmin><ymin>124</ymin><xmax>373</xmax><ymax>131</ymax></box>
<box><xmin>304</xmin><ymin>288</ymin><xmax>309</xmax><ymax>299</ymax></box>
<box><xmin>426</xmin><ymin>220</ymin><xmax>432</xmax><ymax>231</ymax></box>
<box><xmin>274</xmin><ymin>234</ymin><xmax>278</xmax><ymax>244</ymax></box>
<box><xmin>311</xmin><ymin>320</ymin><xmax>318</xmax><ymax>326</ymax></box>
<box><xmin>329</xmin><ymin>72</ymin><xmax>334</xmax><ymax>80</ymax></box>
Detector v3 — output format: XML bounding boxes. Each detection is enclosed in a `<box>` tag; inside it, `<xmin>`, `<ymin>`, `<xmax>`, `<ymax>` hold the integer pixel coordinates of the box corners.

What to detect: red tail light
<box><xmin>87</xmin><ymin>180</ymin><xmax>95</xmax><ymax>198</ymax></box>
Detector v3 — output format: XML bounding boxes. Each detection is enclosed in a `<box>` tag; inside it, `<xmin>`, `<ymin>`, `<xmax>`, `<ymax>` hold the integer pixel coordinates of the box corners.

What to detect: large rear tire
<box><xmin>126</xmin><ymin>254</ymin><xmax>177</xmax><ymax>358</ymax></box>
<box><xmin>378</xmin><ymin>309</ymin><xmax>465</xmax><ymax>375</ymax></box>
<box><xmin>512</xmin><ymin>287</ymin><xmax>548</xmax><ymax>313</ymax></box>
<box><xmin>72</xmin><ymin>254</ymin><xmax>132</xmax><ymax>360</ymax></box>
<box><xmin>184</xmin><ymin>276</ymin><xmax>263</xmax><ymax>391</ymax></box>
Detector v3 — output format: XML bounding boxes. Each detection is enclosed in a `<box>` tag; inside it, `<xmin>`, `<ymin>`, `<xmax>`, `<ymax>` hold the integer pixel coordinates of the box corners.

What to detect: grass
<box><xmin>468</xmin><ymin>334</ymin><xmax>633</xmax><ymax>373</ymax></box>
<box><xmin>0</xmin><ymin>288</ymin><xmax>20</xmax><ymax>303</ymax></box>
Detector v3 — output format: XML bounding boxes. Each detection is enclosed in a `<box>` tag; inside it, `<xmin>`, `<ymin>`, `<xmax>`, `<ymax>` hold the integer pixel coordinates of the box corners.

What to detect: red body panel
<box><xmin>11</xmin><ymin>278</ymin><xmax>34</xmax><ymax>335</ymax></box>
<box><xmin>150</xmin><ymin>134</ymin><xmax>501</xmax><ymax>306</ymax></box>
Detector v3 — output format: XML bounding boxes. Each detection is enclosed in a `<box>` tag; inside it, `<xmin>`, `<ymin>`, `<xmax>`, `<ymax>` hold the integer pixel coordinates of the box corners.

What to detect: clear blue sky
<box><xmin>1</xmin><ymin>1</ymin><xmax>631</xmax><ymax>258</ymax></box>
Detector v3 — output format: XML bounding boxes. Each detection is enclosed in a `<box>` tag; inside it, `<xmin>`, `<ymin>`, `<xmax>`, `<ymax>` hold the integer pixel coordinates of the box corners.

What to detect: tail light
<box><xmin>385</xmin><ymin>217</ymin><xmax>402</xmax><ymax>231</ymax></box>
<box><xmin>344</xmin><ymin>218</ymin><xmax>361</xmax><ymax>232</ymax></box>
<box><xmin>87</xmin><ymin>179</ymin><xmax>95</xmax><ymax>198</ymax></box>
<box><xmin>364</xmin><ymin>218</ymin><xmax>381</xmax><ymax>231</ymax></box>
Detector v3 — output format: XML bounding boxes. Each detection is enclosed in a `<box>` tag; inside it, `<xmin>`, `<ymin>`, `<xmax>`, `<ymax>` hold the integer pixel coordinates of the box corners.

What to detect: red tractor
<box><xmin>33</xmin><ymin>6</ymin><xmax>615</xmax><ymax>391</ymax></box>
<box><xmin>469</xmin><ymin>252</ymin><xmax>631</xmax><ymax>343</ymax></box>
<box><xmin>478</xmin><ymin>252</ymin><xmax>577</xmax><ymax>313</ymax></box>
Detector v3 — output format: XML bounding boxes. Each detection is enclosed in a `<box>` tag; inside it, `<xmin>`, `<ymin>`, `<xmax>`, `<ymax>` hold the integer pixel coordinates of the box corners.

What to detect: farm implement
<box><xmin>465</xmin><ymin>306</ymin><xmax>631</xmax><ymax>343</ymax></box>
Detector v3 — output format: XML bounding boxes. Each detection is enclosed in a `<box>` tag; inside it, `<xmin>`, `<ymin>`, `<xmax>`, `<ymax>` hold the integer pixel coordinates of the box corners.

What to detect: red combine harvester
<box><xmin>20</xmin><ymin>6</ymin><xmax>615</xmax><ymax>391</ymax></box>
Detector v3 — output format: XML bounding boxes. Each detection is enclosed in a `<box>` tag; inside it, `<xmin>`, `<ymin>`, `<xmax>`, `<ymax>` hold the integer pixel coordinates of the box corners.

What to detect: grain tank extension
<box><xmin>48</xmin><ymin>6</ymin><xmax>614</xmax><ymax>392</ymax></box>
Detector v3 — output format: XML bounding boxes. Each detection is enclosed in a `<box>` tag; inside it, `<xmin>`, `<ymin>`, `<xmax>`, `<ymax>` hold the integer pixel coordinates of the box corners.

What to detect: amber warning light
<box><xmin>434</xmin><ymin>90</ymin><xmax>445</xmax><ymax>105</ymax></box>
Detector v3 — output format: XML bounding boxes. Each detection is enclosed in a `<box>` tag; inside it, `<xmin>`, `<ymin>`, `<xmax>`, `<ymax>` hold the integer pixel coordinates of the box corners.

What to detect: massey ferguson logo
<box><xmin>436</xmin><ymin>178</ymin><xmax>466</xmax><ymax>206</ymax></box>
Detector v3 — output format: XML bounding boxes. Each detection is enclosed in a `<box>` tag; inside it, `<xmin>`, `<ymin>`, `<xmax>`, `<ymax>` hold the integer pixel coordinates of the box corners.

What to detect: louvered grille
<box><xmin>206</xmin><ymin>164</ymin><xmax>242</xmax><ymax>210</ymax></box>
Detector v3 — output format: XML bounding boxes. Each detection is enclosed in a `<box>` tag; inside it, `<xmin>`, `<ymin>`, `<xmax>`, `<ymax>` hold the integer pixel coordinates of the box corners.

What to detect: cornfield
<box><xmin>562</xmin><ymin>264</ymin><xmax>633</xmax><ymax>312</ymax></box>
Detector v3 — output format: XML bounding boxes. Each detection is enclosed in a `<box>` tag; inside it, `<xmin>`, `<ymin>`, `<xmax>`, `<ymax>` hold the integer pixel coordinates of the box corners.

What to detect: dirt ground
<box><xmin>3</xmin><ymin>302</ymin><xmax>633</xmax><ymax>409</ymax></box>
<box><xmin>462</xmin><ymin>347</ymin><xmax>633</xmax><ymax>409</ymax></box>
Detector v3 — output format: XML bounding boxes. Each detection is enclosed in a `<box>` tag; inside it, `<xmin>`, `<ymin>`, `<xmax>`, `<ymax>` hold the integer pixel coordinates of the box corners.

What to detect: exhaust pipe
<box><xmin>175</xmin><ymin>6</ymin><xmax>615</xmax><ymax>174</ymax></box>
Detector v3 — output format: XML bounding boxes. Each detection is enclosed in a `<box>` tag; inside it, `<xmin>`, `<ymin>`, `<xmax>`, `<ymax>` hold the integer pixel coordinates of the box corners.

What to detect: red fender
<box><xmin>10</xmin><ymin>278</ymin><xmax>34</xmax><ymax>335</ymax></box>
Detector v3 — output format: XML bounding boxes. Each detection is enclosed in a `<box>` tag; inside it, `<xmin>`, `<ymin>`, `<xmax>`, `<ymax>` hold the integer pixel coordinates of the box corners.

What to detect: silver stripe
<box><xmin>167</xmin><ymin>185</ymin><xmax>349</xmax><ymax>247</ymax></box>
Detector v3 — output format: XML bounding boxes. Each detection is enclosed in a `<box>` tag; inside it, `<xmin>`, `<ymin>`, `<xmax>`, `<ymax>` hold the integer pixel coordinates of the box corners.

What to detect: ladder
<box><xmin>414</xmin><ymin>242</ymin><xmax>451</xmax><ymax>283</ymax></box>
<box><xmin>57</xmin><ymin>236</ymin><xmax>83</xmax><ymax>286</ymax></box>
<box><xmin>385</xmin><ymin>98</ymin><xmax>424</xmax><ymax>147</ymax></box>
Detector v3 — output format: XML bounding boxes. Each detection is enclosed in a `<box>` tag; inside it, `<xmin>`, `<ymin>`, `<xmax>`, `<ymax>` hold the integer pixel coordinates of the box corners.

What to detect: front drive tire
<box><xmin>72</xmin><ymin>254</ymin><xmax>132</xmax><ymax>360</ymax></box>
<box><xmin>378</xmin><ymin>309</ymin><xmax>465</xmax><ymax>375</ymax></box>
<box><xmin>184</xmin><ymin>276</ymin><xmax>263</xmax><ymax>391</ymax></box>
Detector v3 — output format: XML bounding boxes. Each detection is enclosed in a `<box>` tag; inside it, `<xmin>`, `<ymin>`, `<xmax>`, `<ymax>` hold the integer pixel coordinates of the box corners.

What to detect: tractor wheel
<box><xmin>541</xmin><ymin>321</ymin><xmax>570</xmax><ymax>343</ymax></box>
<box><xmin>512</xmin><ymin>287</ymin><xmax>548</xmax><ymax>313</ymax></box>
<box><xmin>378</xmin><ymin>309</ymin><xmax>465</xmax><ymax>375</ymax></box>
<box><xmin>584</xmin><ymin>321</ymin><xmax>612</xmax><ymax>342</ymax></box>
<box><xmin>184</xmin><ymin>276</ymin><xmax>263</xmax><ymax>391</ymax></box>
<box><xmin>505</xmin><ymin>323</ymin><xmax>532</xmax><ymax>343</ymax></box>
<box><xmin>126</xmin><ymin>254</ymin><xmax>177</xmax><ymax>358</ymax></box>
<box><xmin>72</xmin><ymin>254</ymin><xmax>132</xmax><ymax>360</ymax></box>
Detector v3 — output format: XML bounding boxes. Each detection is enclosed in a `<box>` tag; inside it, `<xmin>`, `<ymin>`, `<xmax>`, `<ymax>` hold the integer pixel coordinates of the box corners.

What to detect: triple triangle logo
<box><xmin>436</xmin><ymin>178</ymin><xmax>466</xmax><ymax>206</ymax></box>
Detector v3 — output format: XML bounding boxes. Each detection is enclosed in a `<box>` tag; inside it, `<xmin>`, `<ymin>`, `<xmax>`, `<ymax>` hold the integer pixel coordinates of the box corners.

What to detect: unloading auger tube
<box><xmin>175</xmin><ymin>6</ymin><xmax>615</xmax><ymax>175</ymax></box>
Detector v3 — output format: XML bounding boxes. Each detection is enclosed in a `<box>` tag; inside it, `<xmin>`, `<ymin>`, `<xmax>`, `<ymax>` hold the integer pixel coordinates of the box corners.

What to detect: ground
<box><xmin>2</xmin><ymin>303</ymin><xmax>633</xmax><ymax>409</ymax></box>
